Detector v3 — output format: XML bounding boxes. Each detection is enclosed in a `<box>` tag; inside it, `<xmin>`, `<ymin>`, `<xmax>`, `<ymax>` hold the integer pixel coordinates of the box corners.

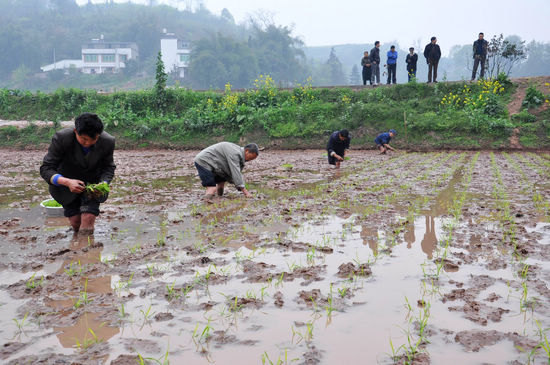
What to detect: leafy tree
<box><xmin>248</xmin><ymin>23</ymin><xmax>307</xmax><ymax>86</ymax></box>
<box><xmin>221</xmin><ymin>8</ymin><xmax>235</xmax><ymax>23</ymax></box>
<box><xmin>487</xmin><ymin>34</ymin><xmax>527</xmax><ymax>77</ymax></box>
<box><xmin>349</xmin><ymin>64</ymin><xmax>360</xmax><ymax>85</ymax></box>
<box><xmin>326</xmin><ymin>47</ymin><xmax>347</xmax><ymax>86</ymax></box>
<box><xmin>155</xmin><ymin>51</ymin><xmax>167</xmax><ymax>108</ymax></box>
<box><xmin>188</xmin><ymin>33</ymin><xmax>259</xmax><ymax>89</ymax></box>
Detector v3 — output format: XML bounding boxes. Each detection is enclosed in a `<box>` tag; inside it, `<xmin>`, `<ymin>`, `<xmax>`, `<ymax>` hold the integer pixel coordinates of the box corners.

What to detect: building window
<box><xmin>84</xmin><ymin>54</ymin><xmax>98</xmax><ymax>62</ymax></box>
<box><xmin>102</xmin><ymin>54</ymin><xmax>115</xmax><ymax>62</ymax></box>
<box><xmin>119</xmin><ymin>54</ymin><xmax>127</xmax><ymax>62</ymax></box>
<box><xmin>180</xmin><ymin>54</ymin><xmax>190</xmax><ymax>62</ymax></box>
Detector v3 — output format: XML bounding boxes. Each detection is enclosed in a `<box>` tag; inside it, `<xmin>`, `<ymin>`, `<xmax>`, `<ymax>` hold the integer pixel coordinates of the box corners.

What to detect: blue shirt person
<box><xmin>327</xmin><ymin>129</ymin><xmax>351</xmax><ymax>168</ymax></box>
<box><xmin>374</xmin><ymin>129</ymin><xmax>397</xmax><ymax>154</ymax></box>
<box><xmin>386</xmin><ymin>46</ymin><xmax>398</xmax><ymax>84</ymax></box>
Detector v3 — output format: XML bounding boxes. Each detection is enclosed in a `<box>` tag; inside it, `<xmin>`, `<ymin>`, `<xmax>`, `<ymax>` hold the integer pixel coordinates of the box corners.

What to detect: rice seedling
<box><xmin>64</xmin><ymin>261</ymin><xmax>85</xmax><ymax>277</ymax></box>
<box><xmin>12</xmin><ymin>312</ymin><xmax>29</xmax><ymax>333</ymax></box>
<box><xmin>74</xmin><ymin>278</ymin><xmax>91</xmax><ymax>309</ymax></box>
<box><xmin>192</xmin><ymin>317</ymin><xmax>214</xmax><ymax>345</ymax></box>
<box><xmin>25</xmin><ymin>273</ymin><xmax>44</xmax><ymax>290</ymax></box>
<box><xmin>140</xmin><ymin>304</ymin><xmax>156</xmax><ymax>322</ymax></box>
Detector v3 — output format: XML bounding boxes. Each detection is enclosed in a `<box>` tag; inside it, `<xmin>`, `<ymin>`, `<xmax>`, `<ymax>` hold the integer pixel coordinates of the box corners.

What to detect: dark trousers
<box><xmin>407</xmin><ymin>67</ymin><xmax>417</xmax><ymax>82</ymax></box>
<box><xmin>371</xmin><ymin>63</ymin><xmax>380</xmax><ymax>84</ymax></box>
<box><xmin>427</xmin><ymin>59</ymin><xmax>439</xmax><ymax>82</ymax></box>
<box><xmin>362</xmin><ymin>67</ymin><xmax>372</xmax><ymax>85</ymax></box>
<box><xmin>387</xmin><ymin>64</ymin><xmax>396</xmax><ymax>84</ymax></box>
<box><xmin>471</xmin><ymin>55</ymin><xmax>486</xmax><ymax>80</ymax></box>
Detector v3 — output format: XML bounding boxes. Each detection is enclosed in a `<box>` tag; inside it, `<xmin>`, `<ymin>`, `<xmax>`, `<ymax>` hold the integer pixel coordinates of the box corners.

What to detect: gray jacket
<box><xmin>194</xmin><ymin>142</ymin><xmax>246</xmax><ymax>188</ymax></box>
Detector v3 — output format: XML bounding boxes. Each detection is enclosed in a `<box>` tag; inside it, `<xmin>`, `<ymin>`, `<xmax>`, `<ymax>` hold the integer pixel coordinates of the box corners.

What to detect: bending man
<box><xmin>194</xmin><ymin>142</ymin><xmax>259</xmax><ymax>200</ymax></box>
<box><xmin>327</xmin><ymin>129</ymin><xmax>351</xmax><ymax>168</ymax></box>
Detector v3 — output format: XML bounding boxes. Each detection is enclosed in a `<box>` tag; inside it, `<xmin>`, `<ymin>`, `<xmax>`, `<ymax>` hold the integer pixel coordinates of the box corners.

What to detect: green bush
<box><xmin>522</xmin><ymin>85</ymin><xmax>545</xmax><ymax>109</ymax></box>
<box><xmin>511</xmin><ymin>110</ymin><xmax>537</xmax><ymax>124</ymax></box>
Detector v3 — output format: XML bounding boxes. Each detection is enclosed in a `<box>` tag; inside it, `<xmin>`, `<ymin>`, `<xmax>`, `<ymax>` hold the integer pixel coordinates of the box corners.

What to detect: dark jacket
<box><xmin>473</xmin><ymin>39</ymin><xmax>488</xmax><ymax>59</ymax></box>
<box><xmin>361</xmin><ymin>56</ymin><xmax>371</xmax><ymax>68</ymax></box>
<box><xmin>423</xmin><ymin>43</ymin><xmax>441</xmax><ymax>62</ymax></box>
<box><xmin>406</xmin><ymin>53</ymin><xmax>418</xmax><ymax>69</ymax></box>
<box><xmin>369</xmin><ymin>47</ymin><xmax>380</xmax><ymax>64</ymax></box>
<box><xmin>40</xmin><ymin>128</ymin><xmax>116</xmax><ymax>204</ymax></box>
<box><xmin>327</xmin><ymin>131</ymin><xmax>351</xmax><ymax>156</ymax></box>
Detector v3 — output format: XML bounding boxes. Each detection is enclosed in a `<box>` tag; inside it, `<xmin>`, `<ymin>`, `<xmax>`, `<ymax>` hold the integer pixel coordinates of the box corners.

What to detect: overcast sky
<box><xmin>203</xmin><ymin>0</ymin><xmax>550</xmax><ymax>55</ymax></box>
<box><xmin>78</xmin><ymin>0</ymin><xmax>550</xmax><ymax>56</ymax></box>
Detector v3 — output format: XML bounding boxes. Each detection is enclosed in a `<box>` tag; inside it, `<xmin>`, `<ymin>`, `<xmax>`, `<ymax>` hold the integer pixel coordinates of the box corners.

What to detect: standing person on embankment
<box><xmin>327</xmin><ymin>129</ymin><xmax>351</xmax><ymax>169</ymax></box>
<box><xmin>194</xmin><ymin>142</ymin><xmax>259</xmax><ymax>201</ymax></box>
<box><xmin>40</xmin><ymin>113</ymin><xmax>116</xmax><ymax>235</ymax></box>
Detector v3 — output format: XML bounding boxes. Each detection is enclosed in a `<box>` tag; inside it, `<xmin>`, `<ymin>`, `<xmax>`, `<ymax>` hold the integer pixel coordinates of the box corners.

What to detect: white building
<box><xmin>160</xmin><ymin>30</ymin><xmax>191</xmax><ymax>78</ymax></box>
<box><xmin>41</xmin><ymin>36</ymin><xmax>139</xmax><ymax>74</ymax></box>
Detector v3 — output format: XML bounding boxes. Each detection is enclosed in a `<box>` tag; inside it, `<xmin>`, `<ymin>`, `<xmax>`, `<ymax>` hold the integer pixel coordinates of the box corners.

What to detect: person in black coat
<box><xmin>326</xmin><ymin>129</ymin><xmax>351</xmax><ymax>168</ymax></box>
<box><xmin>406</xmin><ymin>47</ymin><xmax>418</xmax><ymax>82</ymax></box>
<box><xmin>423</xmin><ymin>37</ymin><xmax>441</xmax><ymax>83</ymax></box>
<box><xmin>361</xmin><ymin>51</ymin><xmax>372</xmax><ymax>85</ymax></box>
<box><xmin>369</xmin><ymin>41</ymin><xmax>381</xmax><ymax>85</ymax></box>
<box><xmin>471</xmin><ymin>32</ymin><xmax>489</xmax><ymax>81</ymax></box>
<box><xmin>40</xmin><ymin>113</ymin><xmax>116</xmax><ymax>235</ymax></box>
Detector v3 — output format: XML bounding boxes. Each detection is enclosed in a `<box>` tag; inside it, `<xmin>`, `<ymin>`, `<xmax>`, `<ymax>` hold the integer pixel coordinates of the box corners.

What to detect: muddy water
<box><xmin>0</xmin><ymin>150</ymin><xmax>549</xmax><ymax>364</ymax></box>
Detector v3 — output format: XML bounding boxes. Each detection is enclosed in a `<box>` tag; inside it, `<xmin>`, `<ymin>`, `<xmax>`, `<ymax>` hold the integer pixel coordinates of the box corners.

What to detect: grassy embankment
<box><xmin>0</xmin><ymin>75</ymin><xmax>549</xmax><ymax>150</ymax></box>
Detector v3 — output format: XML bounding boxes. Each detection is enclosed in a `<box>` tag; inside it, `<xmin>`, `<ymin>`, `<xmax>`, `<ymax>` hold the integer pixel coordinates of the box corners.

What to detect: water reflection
<box><xmin>361</xmin><ymin>226</ymin><xmax>379</xmax><ymax>256</ymax></box>
<box><xmin>420</xmin><ymin>216</ymin><xmax>438</xmax><ymax>259</ymax></box>
<box><xmin>404</xmin><ymin>219</ymin><xmax>415</xmax><ymax>248</ymax></box>
<box><xmin>48</xmin><ymin>234</ymin><xmax>119</xmax><ymax>348</ymax></box>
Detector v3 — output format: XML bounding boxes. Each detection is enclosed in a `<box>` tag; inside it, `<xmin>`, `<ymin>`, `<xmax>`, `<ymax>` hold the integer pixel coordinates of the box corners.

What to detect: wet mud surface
<box><xmin>0</xmin><ymin>149</ymin><xmax>549</xmax><ymax>364</ymax></box>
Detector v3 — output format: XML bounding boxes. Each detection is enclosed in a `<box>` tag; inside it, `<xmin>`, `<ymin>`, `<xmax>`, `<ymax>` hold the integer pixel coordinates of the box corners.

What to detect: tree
<box><xmin>155</xmin><ymin>51</ymin><xmax>167</xmax><ymax>108</ymax></box>
<box><xmin>326</xmin><ymin>47</ymin><xmax>347</xmax><ymax>86</ymax></box>
<box><xmin>248</xmin><ymin>22</ymin><xmax>307</xmax><ymax>87</ymax></box>
<box><xmin>487</xmin><ymin>34</ymin><xmax>527</xmax><ymax>77</ymax></box>
<box><xmin>188</xmin><ymin>33</ymin><xmax>259</xmax><ymax>89</ymax></box>
<box><xmin>349</xmin><ymin>65</ymin><xmax>360</xmax><ymax>85</ymax></box>
<box><xmin>221</xmin><ymin>8</ymin><xmax>235</xmax><ymax>23</ymax></box>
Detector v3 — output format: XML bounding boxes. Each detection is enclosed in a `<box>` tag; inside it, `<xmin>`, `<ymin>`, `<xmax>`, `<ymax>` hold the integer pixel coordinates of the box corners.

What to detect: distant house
<box><xmin>160</xmin><ymin>30</ymin><xmax>191</xmax><ymax>78</ymax></box>
<box><xmin>41</xmin><ymin>35</ymin><xmax>139</xmax><ymax>74</ymax></box>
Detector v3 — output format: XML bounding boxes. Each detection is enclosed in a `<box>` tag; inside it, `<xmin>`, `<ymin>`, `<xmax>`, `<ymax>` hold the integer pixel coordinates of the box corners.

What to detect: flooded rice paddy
<box><xmin>0</xmin><ymin>149</ymin><xmax>549</xmax><ymax>364</ymax></box>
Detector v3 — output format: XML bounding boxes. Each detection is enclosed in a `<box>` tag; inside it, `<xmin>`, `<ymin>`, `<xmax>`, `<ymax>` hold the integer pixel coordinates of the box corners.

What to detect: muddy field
<box><xmin>0</xmin><ymin>149</ymin><xmax>549</xmax><ymax>364</ymax></box>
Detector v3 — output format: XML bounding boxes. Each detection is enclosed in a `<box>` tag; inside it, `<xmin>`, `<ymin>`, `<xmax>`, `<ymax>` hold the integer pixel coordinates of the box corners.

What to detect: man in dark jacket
<box><xmin>386</xmin><ymin>45</ymin><xmax>398</xmax><ymax>84</ymax></box>
<box><xmin>423</xmin><ymin>37</ymin><xmax>441</xmax><ymax>83</ymax></box>
<box><xmin>361</xmin><ymin>51</ymin><xmax>372</xmax><ymax>85</ymax></box>
<box><xmin>327</xmin><ymin>129</ymin><xmax>351</xmax><ymax>168</ymax></box>
<box><xmin>369</xmin><ymin>41</ymin><xmax>381</xmax><ymax>86</ymax></box>
<box><xmin>471</xmin><ymin>32</ymin><xmax>489</xmax><ymax>81</ymax></box>
<box><xmin>40</xmin><ymin>113</ymin><xmax>116</xmax><ymax>235</ymax></box>
<box><xmin>374</xmin><ymin>129</ymin><xmax>397</xmax><ymax>154</ymax></box>
<box><xmin>406</xmin><ymin>47</ymin><xmax>418</xmax><ymax>81</ymax></box>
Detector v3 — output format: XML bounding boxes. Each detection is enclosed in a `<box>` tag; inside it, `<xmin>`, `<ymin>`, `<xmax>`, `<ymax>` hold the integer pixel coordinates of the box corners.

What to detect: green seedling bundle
<box><xmin>42</xmin><ymin>199</ymin><xmax>62</xmax><ymax>207</ymax></box>
<box><xmin>85</xmin><ymin>182</ymin><xmax>110</xmax><ymax>196</ymax></box>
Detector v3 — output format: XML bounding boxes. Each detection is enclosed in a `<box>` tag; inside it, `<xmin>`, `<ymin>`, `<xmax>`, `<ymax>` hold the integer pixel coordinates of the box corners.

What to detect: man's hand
<box><xmin>61</xmin><ymin>177</ymin><xmax>85</xmax><ymax>193</ymax></box>
<box><xmin>335</xmin><ymin>154</ymin><xmax>344</xmax><ymax>161</ymax></box>
<box><xmin>241</xmin><ymin>188</ymin><xmax>252</xmax><ymax>198</ymax></box>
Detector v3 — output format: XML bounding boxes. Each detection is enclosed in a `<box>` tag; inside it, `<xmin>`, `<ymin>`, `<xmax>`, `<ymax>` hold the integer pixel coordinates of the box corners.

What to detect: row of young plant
<box><xmin>0</xmin><ymin>74</ymin><xmax>517</xmax><ymax>145</ymax></box>
<box><xmin>257</xmin><ymin>154</ymin><xmax>476</xmax><ymax>363</ymax></box>
<box><xmin>489</xmin><ymin>153</ymin><xmax>550</xmax><ymax>362</ymax></box>
<box><xmin>385</xmin><ymin>153</ymin><xmax>477</xmax><ymax>364</ymax></box>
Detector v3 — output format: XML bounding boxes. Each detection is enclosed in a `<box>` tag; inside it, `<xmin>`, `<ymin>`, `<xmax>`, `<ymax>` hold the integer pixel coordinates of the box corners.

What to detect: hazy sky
<box><xmin>203</xmin><ymin>0</ymin><xmax>550</xmax><ymax>55</ymax></box>
<box><xmin>78</xmin><ymin>0</ymin><xmax>550</xmax><ymax>56</ymax></box>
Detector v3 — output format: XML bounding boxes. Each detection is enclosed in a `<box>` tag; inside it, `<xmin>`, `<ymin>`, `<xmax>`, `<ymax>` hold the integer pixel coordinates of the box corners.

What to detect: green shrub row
<box><xmin>0</xmin><ymin>78</ymin><xmax>519</xmax><ymax>145</ymax></box>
